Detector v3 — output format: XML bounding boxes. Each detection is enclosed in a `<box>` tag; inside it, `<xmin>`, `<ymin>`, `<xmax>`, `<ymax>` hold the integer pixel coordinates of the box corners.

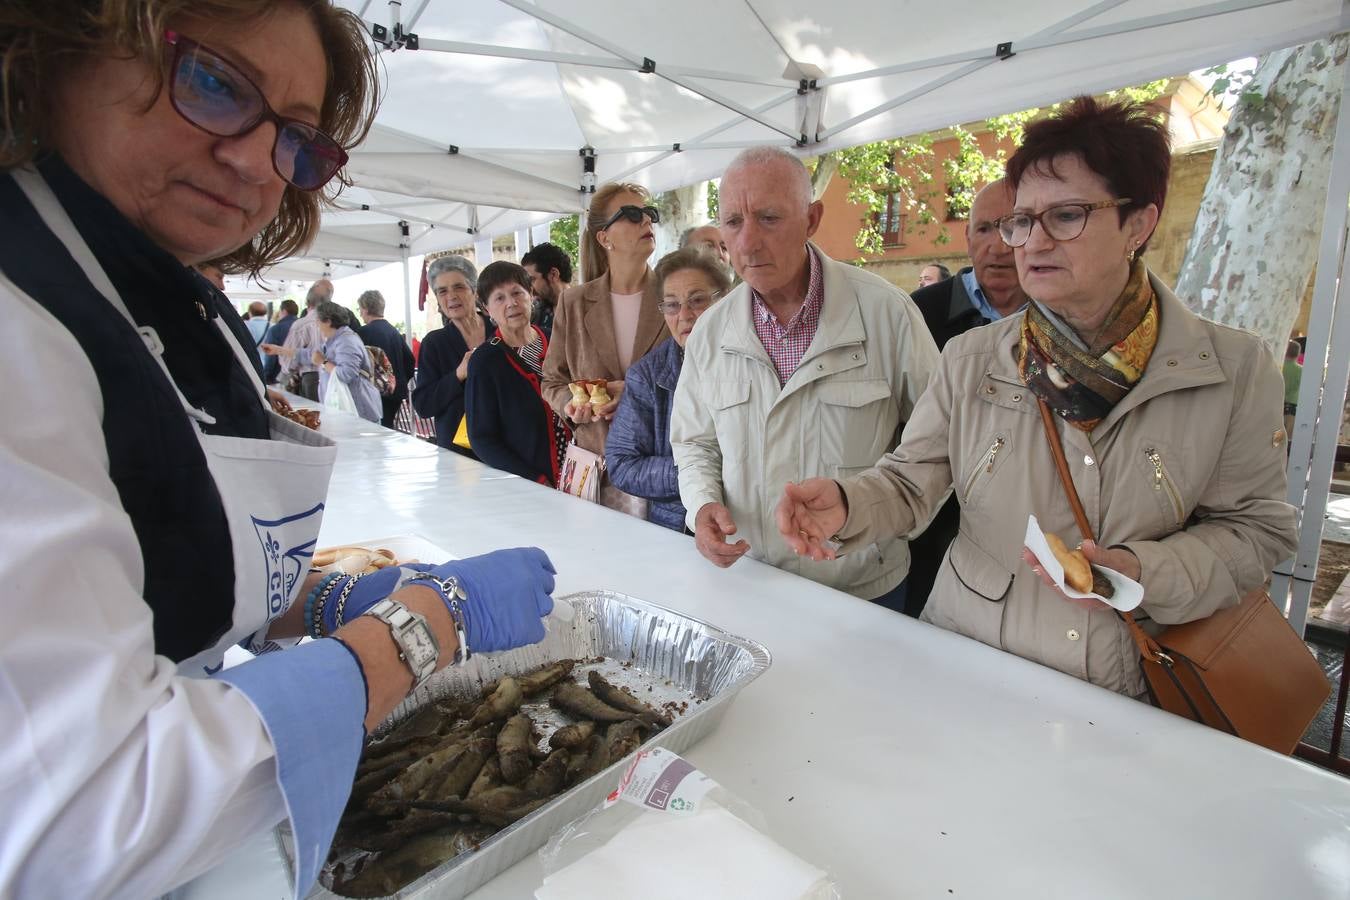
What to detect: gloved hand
<box><xmin>318</xmin><ymin>564</ymin><xmax>434</xmax><ymax>635</ymax></box>
<box><xmin>414</xmin><ymin>547</ymin><xmax>557</xmax><ymax>653</ymax></box>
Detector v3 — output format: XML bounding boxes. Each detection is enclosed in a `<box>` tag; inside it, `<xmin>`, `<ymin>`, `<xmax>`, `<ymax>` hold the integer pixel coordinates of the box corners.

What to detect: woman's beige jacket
<box><xmin>836</xmin><ymin>273</ymin><xmax>1297</xmax><ymax>695</ymax></box>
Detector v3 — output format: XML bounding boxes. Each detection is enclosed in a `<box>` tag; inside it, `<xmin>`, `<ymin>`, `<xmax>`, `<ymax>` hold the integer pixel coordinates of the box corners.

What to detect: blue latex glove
<box><xmin>319</xmin><ymin>564</ymin><xmax>434</xmax><ymax>635</ymax></box>
<box><xmin>418</xmin><ymin>547</ymin><xmax>557</xmax><ymax>653</ymax></box>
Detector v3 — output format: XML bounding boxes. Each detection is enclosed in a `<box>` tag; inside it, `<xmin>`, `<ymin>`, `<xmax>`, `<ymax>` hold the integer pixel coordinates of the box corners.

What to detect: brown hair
<box><xmin>582</xmin><ymin>182</ymin><xmax>649</xmax><ymax>282</ymax></box>
<box><xmin>476</xmin><ymin>260</ymin><xmax>532</xmax><ymax>306</ymax></box>
<box><xmin>1005</xmin><ymin>95</ymin><xmax>1170</xmax><ymax>254</ymax></box>
<box><xmin>0</xmin><ymin>0</ymin><xmax>380</xmax><ymax>276</ymax></box>
<box><xmin>654</xmin><ymin>247</ymin><xmax>732</xmax><ymax>297</ymax></box>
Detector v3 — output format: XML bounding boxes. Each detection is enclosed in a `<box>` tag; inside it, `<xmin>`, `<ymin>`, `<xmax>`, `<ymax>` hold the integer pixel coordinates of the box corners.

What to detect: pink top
<box><xmin>610</xmin><ymin>290</ymin><xmax>644</xmax><ymax>372</ymax></box>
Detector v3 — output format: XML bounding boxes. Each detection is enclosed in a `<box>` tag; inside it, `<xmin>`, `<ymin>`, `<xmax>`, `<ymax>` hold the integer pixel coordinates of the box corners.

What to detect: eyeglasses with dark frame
<box><xmin>657</xmin><ymin>290</ymin><xmax>721</xmax><ymax>317</ymax></box>
<box><xmin>599</xmin><ymin>204</ymin><xmax>661</xmax><ymax>230</ymax></box>
<box><xmin>163</xmin><ymin>30</ymin><xmax>348</xmax><ymax>191</ymax></box>
<box><xmin>996</xmin><ymin>198</ymin><xmax>1133</xmax><ymax>248</ymax></box>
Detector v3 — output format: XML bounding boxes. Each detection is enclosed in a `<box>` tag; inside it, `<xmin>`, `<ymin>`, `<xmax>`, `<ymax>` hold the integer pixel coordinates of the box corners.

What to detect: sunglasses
<box><xmin>164</xmin><ymin>30</ymin><xmax>347</xmax><ymax>191</ymax></box>
<box><xmin>599</xmin><ymin>204</ymin><xmax>661</xmax><ymax>230</ymax></box>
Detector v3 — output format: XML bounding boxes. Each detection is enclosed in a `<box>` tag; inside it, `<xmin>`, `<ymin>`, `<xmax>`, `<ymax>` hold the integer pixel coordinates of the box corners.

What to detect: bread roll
<box><xmin>1045</xmin><ymin>532</ymin><xmax>1092</xmax><ymax>593</ymax></box>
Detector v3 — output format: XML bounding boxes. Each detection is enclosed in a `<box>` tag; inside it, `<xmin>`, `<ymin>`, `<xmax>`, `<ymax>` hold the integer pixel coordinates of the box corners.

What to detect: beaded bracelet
<box><xmin>303</xmin><ymin>573</ymin><xmax>343</xmax><ymax>639</ymax></box>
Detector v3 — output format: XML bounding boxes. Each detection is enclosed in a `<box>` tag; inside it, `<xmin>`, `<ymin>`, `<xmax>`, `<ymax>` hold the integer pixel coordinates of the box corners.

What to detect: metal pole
<box><xmin>1274</xmin><ymin>52</ymin><xmax>1350</xmax><ymax>634</ymax></box>
<box><xmin>399</xmin><ymin>221</ymin><xmax>414</xmax><ymax>350</ymax></box>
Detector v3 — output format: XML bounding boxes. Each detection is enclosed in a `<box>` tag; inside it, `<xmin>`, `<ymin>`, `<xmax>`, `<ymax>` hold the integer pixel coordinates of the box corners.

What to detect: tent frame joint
<box><xmin>996</xmin><ymin>41</ymin><xmax>1015</xmax><ymax>60</ymax></box>
<box><xmin>641</xmin><ymin>57</ymin><xmax>656</xmax><ymax>74</ymax></box>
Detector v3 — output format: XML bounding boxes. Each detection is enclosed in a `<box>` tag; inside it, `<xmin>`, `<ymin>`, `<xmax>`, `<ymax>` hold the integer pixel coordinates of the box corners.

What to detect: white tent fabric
<box><xmin>263</xmin><ymin>0</ymin><xmax>1349</xmax><ymax>275</ymax></box>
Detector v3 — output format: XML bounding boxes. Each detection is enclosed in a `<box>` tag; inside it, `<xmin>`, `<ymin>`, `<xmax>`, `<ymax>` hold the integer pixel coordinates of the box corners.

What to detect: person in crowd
<box><xmin>262</xmin><ymin>298</ymin><xmax>299</xmax><ymax>384</ymax></box>
<box><xmin>1283</xmin><ymin>338</ymin><xmax>1303</xmax><ymax>437</ymax></box>
<box><xmin>466</xmin><ymin>262</ymin><xmax>572</xmax><ymax>485</ymax></box>
<box><xmin>0</xmin><ymin>3</ymin><xmax>557</xmax><ymax>898</ymax></box>
<box><xmin>314</xmin><ymin>300</ymin><xmax>381</xmax><ymax>422</ymax></box>
<box><xmin>917</xmin><ymin>262</ymin><xmax>951</xmax><ymax>289</ymax></box>
<box><xmin>904</xmin><ymin>178</ymin><xmax>1028</xmax><ymax>617</ymax></box>
<box><xmin>521</xmin><ymin>241</ymin><xmax>573</xmax><ymax>335</ymax></box>
<box><xmin>356</xmin><ymin>289</ymin><xmax>415</xmax><ymax>429</ymax></box>
<box><xmin>196</xmin><ymin>261</ymin><xmax>227</xmax><ymax>291</ymax></box>
<box><xmin>412</xmin><ymin>254</ymin><xmax>493</xmax><ymax>453</ymax></box>
<box><xmin>244</xmin><ymin>299</ymin><xmax>269</xmax><ymax>361</ymax></box>
<box><xmin>541</xmin><ymin>182</ymin><xmax>670</xmax><ymax>511</ymax></box>
<box><xmin>912</xmin><ymin>180</ymin><xmax>1027</xmax><ymax>350</ymax></box>
<box><xmin>777</xmin><ymin>97</ymin><xmax>1297</xmax><ymax>696</ymax></box>
<box><xmin>607</xmin><ymin>248</ymin><xmax>730</xmax><ymax>532</ymax></box>
<box><xmin>264</xmin><ymin>278</ymin><xmax>332</xmax><ymax>399</ymax></box>
<box><xmin>671</xmin><ymin>147</ymin><xmax>940</xmax><ymax>610</ymax></box>
<box><xmin>681</xmin><ymin>223</ymin><xmax>731</xmax><ymax>270</ymax></box>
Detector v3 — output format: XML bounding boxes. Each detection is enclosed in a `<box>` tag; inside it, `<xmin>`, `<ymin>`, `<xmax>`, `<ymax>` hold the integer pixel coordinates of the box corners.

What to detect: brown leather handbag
<box><xmin>1036</xmin><ymin>399</ymin><xmax>1330</xmax><ymax>754</ymax></box>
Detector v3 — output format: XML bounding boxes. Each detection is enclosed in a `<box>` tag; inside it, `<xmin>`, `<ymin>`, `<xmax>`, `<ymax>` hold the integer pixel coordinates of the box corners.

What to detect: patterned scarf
<box><xmin>1018</xmin><ymin>259</ymin><xmax>1159</xmax><ymax>431</ymax></box>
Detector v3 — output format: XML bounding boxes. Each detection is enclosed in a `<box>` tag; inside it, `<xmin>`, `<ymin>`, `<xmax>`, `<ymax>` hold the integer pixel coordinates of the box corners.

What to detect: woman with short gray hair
<box><xmin>412</xmin><ymin>254</ymin><xmax>495</xmax><ymax>452</ymax></box>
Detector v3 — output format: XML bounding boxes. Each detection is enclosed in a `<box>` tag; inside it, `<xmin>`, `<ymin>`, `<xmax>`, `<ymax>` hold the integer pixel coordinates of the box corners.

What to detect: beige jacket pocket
<box><xmin>924</xmin><ymin>535</ymin><xmax>1013</xmax><ymax>649</ymax></box>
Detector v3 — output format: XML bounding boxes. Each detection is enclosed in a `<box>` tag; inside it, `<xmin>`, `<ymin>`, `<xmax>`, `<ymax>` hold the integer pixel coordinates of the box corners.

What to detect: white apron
<box><xmin>14</xmin><ymin>169</ymin><xmax>338</xmax><ymax>676</ymax></box>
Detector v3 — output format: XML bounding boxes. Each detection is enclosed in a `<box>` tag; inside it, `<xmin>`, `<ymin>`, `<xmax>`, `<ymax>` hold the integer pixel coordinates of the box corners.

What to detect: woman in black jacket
<box><xmin>410</xmin><ymin>254</ymin><xmax>494</xmax><ymax>452</ymax></box>
<box><xmin>466</xmin><ymin>262</ymin><xmax>572</xmax><ymax>485</ymax></box>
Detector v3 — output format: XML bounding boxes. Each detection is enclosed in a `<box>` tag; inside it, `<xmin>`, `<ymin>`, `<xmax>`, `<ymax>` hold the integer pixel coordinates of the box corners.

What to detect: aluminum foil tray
<box><xmin>279</xmin><ymin>589</ymin><xmax>771</xmax><ymax>899</ymax></box>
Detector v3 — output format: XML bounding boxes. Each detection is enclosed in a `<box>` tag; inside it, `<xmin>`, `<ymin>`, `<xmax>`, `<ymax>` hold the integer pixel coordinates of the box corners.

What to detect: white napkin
<box><xmin>535</xmin><ymin>801</ymin><xmax>832</xmax><ymax>900</ymax></box>
<box><xmin>1024</xmin><ymin>515</ymin><xmax>1143</xmax><ymax>612</ymax></box>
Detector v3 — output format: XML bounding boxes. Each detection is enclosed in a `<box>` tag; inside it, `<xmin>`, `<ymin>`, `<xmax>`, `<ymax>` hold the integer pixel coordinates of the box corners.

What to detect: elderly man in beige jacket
<box><xmin>670</xmin><ymin>148</ymin><xmax>940</xmax><ymax>610</ymax></box>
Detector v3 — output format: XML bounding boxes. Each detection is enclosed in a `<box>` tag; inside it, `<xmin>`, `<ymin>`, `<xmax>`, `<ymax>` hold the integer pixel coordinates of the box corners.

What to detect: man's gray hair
<box><xmin>427</xmin><ymin>254</ymin><xmax>478</xmax><ymax>292</ymax></box>
<box><xmin>357</xmin><ymin>289</ymin><xmax>385</xmax><ymax>317</ymax></box>
<box><xmin>306</xmin><ymin>278</ymin><xmax>334</xmax><ymax>308</ymax></box>
<box><xmin>723</xmin><ymin>146</ymin><xmax>813</xmax><ymax>209</ymax></box>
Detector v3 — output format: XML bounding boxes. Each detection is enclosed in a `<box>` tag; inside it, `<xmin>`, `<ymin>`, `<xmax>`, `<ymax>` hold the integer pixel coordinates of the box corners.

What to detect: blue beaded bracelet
<box><xmin>304</xmin><ymin>573</ymin><xmax>342</xmax><ymax>639</ymax></box>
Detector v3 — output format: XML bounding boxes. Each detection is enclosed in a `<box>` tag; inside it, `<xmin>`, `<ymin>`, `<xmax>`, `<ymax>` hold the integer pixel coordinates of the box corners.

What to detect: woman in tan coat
<box><xmin>541</xmin><ymin>183</ymin><xmax>670</xmax><ymax>457</ymax></box>
<box><xmin>776</xmin><ymin>97</ymin><xmax>1296</xmax><ymax>697</ymax></box>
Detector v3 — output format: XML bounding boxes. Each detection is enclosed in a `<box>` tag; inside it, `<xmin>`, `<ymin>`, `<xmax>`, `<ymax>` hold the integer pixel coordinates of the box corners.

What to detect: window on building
<box><xmin>875</xmin><ymin>193</ymin><xmax>907</xmax><ymax>247</ymax></box>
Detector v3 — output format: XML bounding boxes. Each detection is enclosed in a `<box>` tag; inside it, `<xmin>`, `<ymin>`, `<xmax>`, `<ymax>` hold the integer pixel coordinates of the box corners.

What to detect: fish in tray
<box><xmin>324</xmin><ymin>661</ymin><xmax>691</xmax><ymax>898</ymax></box>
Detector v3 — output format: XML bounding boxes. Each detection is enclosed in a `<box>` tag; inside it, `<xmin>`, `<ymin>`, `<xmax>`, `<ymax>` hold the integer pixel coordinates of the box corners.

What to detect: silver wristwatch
<box><xmin>365</xmin><ymin>598</ymin><xmax>440</xmax><ymax>689</ymax></box>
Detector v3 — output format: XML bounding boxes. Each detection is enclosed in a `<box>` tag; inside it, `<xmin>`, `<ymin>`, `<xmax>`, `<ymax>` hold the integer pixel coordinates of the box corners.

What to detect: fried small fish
<box><xmin>496</xmin><ymin>714</ymin><xmax>533</xmax><ymax>784</ymax></box>
<box><xmin>522</xmin><ymin>748</ymin><xmax>570</xmax><ymax>798</ymax></box>
<box><xmin>335</xmin><ymin>825</ymin><xmax>479</xmax><ymax>897</ymax></box>
<box><xmin>605</xmin><ymin>719</ymin><xmax>644</xmax><ymax>762</ymax></box>
<box><xmin>551</xmin><ymin>682</ymin><xmax>636</xmax><ymax>723</ymax></box>
<box><xmin>588</xmin><ymin>670</ymin><xmax>673</xmax><ymax>726</ymax></box>
<box><xmin>549</xmin><ymin>720</ymin><xmax>596</xmax><ymax>750</ymax></box>
<box><xmin>517</xmin><ymin>659</ymin><xmax>577</xmax><ymax>696</ymax></box>
<box><xmin>420</xmin><ymin>736</ymin><xmax>493</xmax><ymax>802</ymax></box>
<box><xmin>467</xmin><ymin>677</ymin><xmax>523</xmax><ymax>727</ymax></box>
<box><xmin>466</xmin><ymin>755</ymin><xmax>501</xmax><ymax>799</ymax></box>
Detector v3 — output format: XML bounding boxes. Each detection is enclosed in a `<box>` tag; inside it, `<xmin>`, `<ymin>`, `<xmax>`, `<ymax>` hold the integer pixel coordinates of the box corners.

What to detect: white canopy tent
<box><xmin>239</xmin><ymin>0</ymin><xmax>1350</xmax><ymax>639</ymax></box>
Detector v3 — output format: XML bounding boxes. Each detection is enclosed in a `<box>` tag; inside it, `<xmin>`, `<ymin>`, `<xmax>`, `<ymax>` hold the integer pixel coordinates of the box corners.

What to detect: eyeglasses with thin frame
<box><xmin>657</xmin><ymin>290</ymin><xmax>721</xmax><ymax>317</ymax></box>
<box><xmin>997</xmin><ymin>198</ymin><xmax>1132</xmax><ymax>247</ymax></box>
<box><xmin>599</xmin><ymin>204</ymin><xmax>661</xmax><ymax>230</ymax></box>
<box><xmin>163</xmin><ymin>30</ymin><xmax>348</xmax><ymax>191</ymax></box>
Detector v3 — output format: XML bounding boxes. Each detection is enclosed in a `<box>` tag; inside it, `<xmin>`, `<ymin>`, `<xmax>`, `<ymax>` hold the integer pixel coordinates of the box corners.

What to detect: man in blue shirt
<box><xmin>912</xmin><ymin>179</ymin><xmax>1027</xmax><ymax>349</ymax></box>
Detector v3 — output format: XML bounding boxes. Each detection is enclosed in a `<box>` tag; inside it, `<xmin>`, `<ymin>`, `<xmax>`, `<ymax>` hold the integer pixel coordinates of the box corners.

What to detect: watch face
<box><xmin>405</xmin><ymin>625</ymin><xmax>437</xmax><ymax>665</ymax></box>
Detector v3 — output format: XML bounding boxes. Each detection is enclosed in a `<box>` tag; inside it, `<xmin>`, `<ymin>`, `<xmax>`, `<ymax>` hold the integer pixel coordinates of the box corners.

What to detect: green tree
<box><xmin>834</xmin><ymin>80</ymin><xmax>1167</xmax><ymax>260</ymax></box>
<box><xmin>550</xmin><ymin>214</ymin><xmax>580</xmax><ymax>265</ymax></box>
<box><xmin>706</xmin><ymin>180</ymin><xmax>719</xmax><ymax>222</ymax></box>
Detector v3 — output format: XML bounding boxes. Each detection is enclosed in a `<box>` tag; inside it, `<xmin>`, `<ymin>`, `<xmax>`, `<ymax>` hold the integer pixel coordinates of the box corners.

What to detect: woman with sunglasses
<box><xmin>541</xmin><ymin>182</ymin><xmax>671</xmax><ymax>513</ymax></box>
<box><xmin>606</xmin><ymin>248</ymin><xmax>729</xmax><ymax>531</ymax></box>
<box><xmin>778</xmin><ymin>97</ymin><xmax>1295</xmax><ymax>699</ymax></box>
<box><xmin>0</xmin><ymin>3</ymin><xmax>556</xmax><ymax>896</ymax></box>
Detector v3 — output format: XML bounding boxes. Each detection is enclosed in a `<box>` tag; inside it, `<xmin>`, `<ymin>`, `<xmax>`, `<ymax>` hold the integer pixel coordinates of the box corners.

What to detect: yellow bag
<box><xmin>453</xmin><ymin>414</ymin><xmax>471</xmax><ymax>450</ymax></box>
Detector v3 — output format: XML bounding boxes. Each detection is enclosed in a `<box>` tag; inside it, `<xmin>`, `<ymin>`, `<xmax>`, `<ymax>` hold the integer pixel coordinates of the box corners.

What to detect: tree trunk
<box><xmin>1174</xmin><ymin>35</ymin><xmax>1349</xmax><ymax>349</ymax></box>
<box><xmin>653</xmin><ymin>183</ymin><xmax>706</xmax><ymax>261</ymax></box>
<box><xmin>811</xmin><ymin>152</ymin><xmax>839</xmax><ymax>201</ymax></box>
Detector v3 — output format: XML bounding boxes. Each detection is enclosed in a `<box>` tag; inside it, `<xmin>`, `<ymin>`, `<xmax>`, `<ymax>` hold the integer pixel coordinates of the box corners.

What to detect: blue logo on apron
<box><xmin>251</xmin><ymin>503</ymin><xmax>325</xmax><ymax>620</ymax></box>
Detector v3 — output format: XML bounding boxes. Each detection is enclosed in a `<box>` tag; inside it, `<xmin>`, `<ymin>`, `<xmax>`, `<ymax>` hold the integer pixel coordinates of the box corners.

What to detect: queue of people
<box><xmin>0</xmin><ymin>0</ymin><xmax>1300</xmax><ymax>893</ymax></box>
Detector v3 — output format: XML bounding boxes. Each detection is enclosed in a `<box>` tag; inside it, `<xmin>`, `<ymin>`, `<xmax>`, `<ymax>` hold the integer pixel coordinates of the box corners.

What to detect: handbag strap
<box><xmin>1035</xmin><ymin>398</ymin><xmax>1168</xmax><ymax>665</ymax></box>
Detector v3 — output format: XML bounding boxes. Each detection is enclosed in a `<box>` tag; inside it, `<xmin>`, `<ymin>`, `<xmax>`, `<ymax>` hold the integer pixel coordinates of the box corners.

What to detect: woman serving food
<box><xmin>0</xmin><ymin>3</ymin><xmax>555</xmax><ymax>896</ymax></box>
<box><xmin>776</xmin><ymin>97</ymin><xmax>1296</xmax><ymax>696</ymax></box>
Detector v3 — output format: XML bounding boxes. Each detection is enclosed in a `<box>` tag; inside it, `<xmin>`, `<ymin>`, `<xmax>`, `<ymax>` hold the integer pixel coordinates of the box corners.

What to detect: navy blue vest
<box><xmin>1</xmin><ymin>166</ymin><xmax>251</xmax><ymax>662</ymax></box>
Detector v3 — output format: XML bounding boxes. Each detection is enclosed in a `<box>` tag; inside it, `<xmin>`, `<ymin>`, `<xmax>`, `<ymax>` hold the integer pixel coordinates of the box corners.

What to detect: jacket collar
<box><xmin>945</xmin><ymin>266</ymin><xmax>978</xmax><ymax>323</ymax></box>
<box><xmin>651</xmin><ymin>337</ymin><xmax>685</xmax><ymax>391</ymax></box>
<box><xmin>581</xmin><ymin>268</ymin><xmax>664</xmax><ymax>376</ymax></box>
<box><xmin>985</xmin><ymin>271</ymin><xmax>1225</xmax><ymax>432</ymax></box>
<box><xmin>718</xmin><ymin>242</ymin><xmax>866</xmax><ymax>366</ymax></box>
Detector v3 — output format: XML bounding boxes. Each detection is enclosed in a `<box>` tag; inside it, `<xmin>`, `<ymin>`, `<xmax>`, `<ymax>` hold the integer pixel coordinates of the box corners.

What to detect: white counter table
<box><xmin>198</xmin><ymin>408</ymin><xmax>1350</xmax><ymax>899</ymax></box>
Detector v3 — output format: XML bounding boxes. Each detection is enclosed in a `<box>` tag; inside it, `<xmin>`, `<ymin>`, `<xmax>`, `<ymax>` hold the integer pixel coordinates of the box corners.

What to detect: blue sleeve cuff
<box><xmin>216</xmin><ymin>638</ymin><xmax>367</xmax><ymax>900</ymax></box>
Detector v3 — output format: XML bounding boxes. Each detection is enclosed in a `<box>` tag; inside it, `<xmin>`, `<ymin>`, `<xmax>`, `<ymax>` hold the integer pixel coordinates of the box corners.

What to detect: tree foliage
<box><xmin>834</xmin><ymin>80</ymin><xmax>1168</xmax><ymax>260</ymax></box>
<box><xmin>550</xmin><ymin>214</ymin><xmax>580</xmax><ymax>265</ymax></box>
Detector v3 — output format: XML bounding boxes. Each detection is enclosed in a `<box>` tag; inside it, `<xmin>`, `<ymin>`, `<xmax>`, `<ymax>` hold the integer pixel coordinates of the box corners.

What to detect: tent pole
<box><xmin>1274</xmin><ymin>51</ymin><xmax>1350</xmax><ymax>635</ymax></box>
<box><xmin>399</xmin><ymin>221</ymin><xmax>413</xmax><ymax>349</ymax></box>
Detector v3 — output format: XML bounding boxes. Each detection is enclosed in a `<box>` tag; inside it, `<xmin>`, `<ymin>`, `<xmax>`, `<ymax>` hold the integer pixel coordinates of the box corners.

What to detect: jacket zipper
<box><xmin>963</xmin><ymin>436</ymin><xmax>1005</xmax><ymax>503</ymax></box>
<box><xmin>1144</xmin><ymin>448</ymin><xmax>1185</xmax><ymax>524</ymax></box>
